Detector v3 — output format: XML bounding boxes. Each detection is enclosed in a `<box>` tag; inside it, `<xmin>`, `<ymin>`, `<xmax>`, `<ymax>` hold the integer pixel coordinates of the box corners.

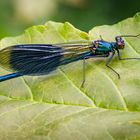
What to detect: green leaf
<box><xmin>0</xmin><ymin>13</ymin><xmax>140</xmax><ymax>139</ymax></box>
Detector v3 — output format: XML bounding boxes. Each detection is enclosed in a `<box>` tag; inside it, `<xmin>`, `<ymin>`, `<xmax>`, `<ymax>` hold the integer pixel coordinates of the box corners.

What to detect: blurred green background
<box><xmin>0</xmin><ymin>0</ymin><xmax>140</xmax><ymax>39</ymax></box>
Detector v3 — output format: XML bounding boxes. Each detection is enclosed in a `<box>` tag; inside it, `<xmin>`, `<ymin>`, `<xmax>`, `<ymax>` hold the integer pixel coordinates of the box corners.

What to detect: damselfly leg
<box><xmin>116</xmin><ymin>49</ymin><xmax>140</xmax><ymax>60</ymax></box>
<box><xmin>81</xmin><ymin>58</ymin><xmax>86</xmax><ymax>88</ymax></box>
<box><xmin>81</xmin><ymin>54</ymin><xmax>110</xmax><ymax>87</ymax></box>
<box><xmin>106</xmin><ymin>50</ymin><xmax>120</xmax><ymax>79</ymax></box>
<box><xmin>100</xmin><ymin>35</ymin><xmax>104</xmax><ymax>40</ymax></box>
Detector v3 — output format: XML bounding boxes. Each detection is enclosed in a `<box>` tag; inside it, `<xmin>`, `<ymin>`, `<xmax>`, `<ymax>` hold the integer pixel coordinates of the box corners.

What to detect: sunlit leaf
<box><xmin>0</xmin><ymin>13</ymin><xmax>140</xmax><ymax>140</ymax></box>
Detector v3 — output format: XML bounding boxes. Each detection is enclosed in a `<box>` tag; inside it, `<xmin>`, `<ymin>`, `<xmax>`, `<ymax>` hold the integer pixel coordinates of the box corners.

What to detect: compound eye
<box><xmin>121</xmin><ymin>40</ymin><xmax>125</xmax><ymax>45</ymax></box>
<box><xmin>115</xmin><ymin>36</ymin><xmax>121</xmax><ymax>42</ymax></box>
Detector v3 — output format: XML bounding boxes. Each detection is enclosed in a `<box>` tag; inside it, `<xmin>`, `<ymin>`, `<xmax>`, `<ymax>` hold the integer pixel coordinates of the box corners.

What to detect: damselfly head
<box><xmin>115</xmin><ymin>33</ymin><xmax>140</xmax><ymax>49</ymax></box>
<box><xmin>115</xmin><ymin>36</ymin><xmax>125</xmax><ymax>49</ymax></box>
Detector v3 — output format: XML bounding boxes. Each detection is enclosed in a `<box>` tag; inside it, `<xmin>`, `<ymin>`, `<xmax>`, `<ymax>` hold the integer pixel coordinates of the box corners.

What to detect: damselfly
<box><xmin>0</xmin><ymin>34</ymin><xmax>140</xmax><ymax>86</ymax></box>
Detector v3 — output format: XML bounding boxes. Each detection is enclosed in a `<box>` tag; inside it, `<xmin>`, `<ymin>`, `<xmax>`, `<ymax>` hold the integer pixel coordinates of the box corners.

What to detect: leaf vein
<box><xmin>59</xmin><ymin>69</ymin><xmax>96</xmax><ymax>107</ymax></box>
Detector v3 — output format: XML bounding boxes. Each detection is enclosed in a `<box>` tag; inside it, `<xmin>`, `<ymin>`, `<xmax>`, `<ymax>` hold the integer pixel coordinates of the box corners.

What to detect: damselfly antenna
<box><xmin>120</xmin><ymin>33</ymin><xmax>140</xmax><ymax>38</ymax></box>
